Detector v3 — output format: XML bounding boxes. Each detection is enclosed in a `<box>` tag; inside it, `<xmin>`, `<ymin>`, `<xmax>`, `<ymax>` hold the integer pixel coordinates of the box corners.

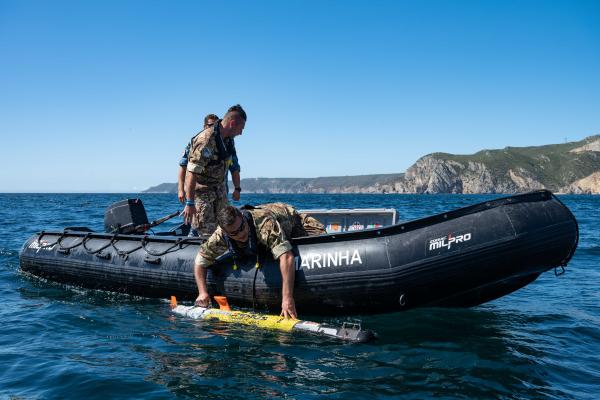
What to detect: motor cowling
<box><xmin>104</xmin><ymin>199</ymin><xmax>149</xmax><ymax>233</ymax></box>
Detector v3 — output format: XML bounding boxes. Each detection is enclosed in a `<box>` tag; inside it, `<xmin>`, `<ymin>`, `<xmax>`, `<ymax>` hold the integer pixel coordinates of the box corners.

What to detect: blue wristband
<box><xmin>185</xmin><ymin>199</ymin><xmax>195</xmax><ymax>206</ymax></box>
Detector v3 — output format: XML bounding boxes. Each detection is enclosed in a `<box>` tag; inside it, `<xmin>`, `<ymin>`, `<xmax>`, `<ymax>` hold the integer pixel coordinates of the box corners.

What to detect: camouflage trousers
<box><xmin>259</xmin><ymin>202</ymin><xmax>326</xmax><ymax>237</ymax></box>
<box><xmin>192</xmin><ymin>185</ymin><xmax>229</xmax><ymax>236</ymax></box>
<box><xmin>293</xmin><ymin>212</ymin><xmax>327</xmax><ymax>237</ymax></box>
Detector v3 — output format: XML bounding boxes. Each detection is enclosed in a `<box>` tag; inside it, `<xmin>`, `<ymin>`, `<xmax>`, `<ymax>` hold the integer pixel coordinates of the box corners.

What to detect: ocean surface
<box><xmin>0</xmin><ymin>193</ymin><xmax>598</xmax><ymax>399</ymax></box>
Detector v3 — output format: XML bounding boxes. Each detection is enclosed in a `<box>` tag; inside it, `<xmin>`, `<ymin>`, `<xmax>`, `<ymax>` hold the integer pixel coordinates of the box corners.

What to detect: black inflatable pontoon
<box><xmin>20</xmin><ymin>190</ymin><xmax>578</xmax><ymax>315</ymax></box>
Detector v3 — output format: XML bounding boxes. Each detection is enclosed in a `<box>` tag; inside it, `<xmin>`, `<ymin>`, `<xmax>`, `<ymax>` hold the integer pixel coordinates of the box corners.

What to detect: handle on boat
<box><xmin>144</xmin><ymin>256</ymin><xmax>162</xmax><ymax>265</ymax></box>
<box><xmin>118</xmin><ymin>210</ymin><xmax>181</xmax><ymax>234</ymax></box>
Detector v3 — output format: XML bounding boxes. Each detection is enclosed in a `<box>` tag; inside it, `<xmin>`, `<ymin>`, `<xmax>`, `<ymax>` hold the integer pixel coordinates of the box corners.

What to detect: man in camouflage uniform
<box><xmin>178</xmin><ymin>113</ymin><xmax>242</xmax><ymax>236</ymax></box>
<box><xmin>193</xmin><ymin>203</ymin><xmax>326</xmax><ymax>319</ymax></box>
<box><xmin>177</xmin><ymin>113</ymin><xmax>219</xmax><ymax>205</ymax></box>
<box><xmin>182</xmin><ymin>105</ymin><xmax>246</xmax><ymax>236</ymax></box>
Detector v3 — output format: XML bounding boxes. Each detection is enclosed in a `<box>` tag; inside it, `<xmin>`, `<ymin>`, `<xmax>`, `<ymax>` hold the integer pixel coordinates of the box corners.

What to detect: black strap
<box><xmin>223</xmin><ymin>209</ymin><xmax>269</xmax><ymax>278</ymax></box>
<box><xmin>191</xmin><ymin>121</ymin><xmax>231</xmax><ymax>167</ymax></box>
<box><xmin>226</xmin><ymin>138</ymin><xmax>237</xmax><ymax>157</ymax></box>
<box><xmin>223</xmin><ymin>210</ymin><xmax>259</xmax><ymax>262</ymax></box>
<box><xmin>212</xmin><ymin>120</ymin><xmax>231</xmax><ymax>162</ymax></box>
<box><xmin>252</xmin><ymin>266</ymin><xmax>259</xmax><ymax>311</ymax></box>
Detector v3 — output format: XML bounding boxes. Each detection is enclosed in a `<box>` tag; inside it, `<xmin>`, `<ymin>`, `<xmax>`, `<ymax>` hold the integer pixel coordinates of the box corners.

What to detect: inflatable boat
<box><xmin>19</xmin><ymin>190</ymin><xmax>578</xmax><ymax>315</ymax></box>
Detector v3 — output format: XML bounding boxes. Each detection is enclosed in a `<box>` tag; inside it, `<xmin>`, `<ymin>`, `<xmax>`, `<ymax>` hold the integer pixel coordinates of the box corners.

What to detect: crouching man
<box><xmin>193</xmin><ymin>203</ymin><xmax>326</xmax><ymax>319</ymax></box>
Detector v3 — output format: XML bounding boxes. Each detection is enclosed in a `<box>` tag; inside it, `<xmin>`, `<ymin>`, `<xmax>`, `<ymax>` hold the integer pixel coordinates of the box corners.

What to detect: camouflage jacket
<box><xmin>180</xmin><ymin>136</ymin><xmax>240</xmax><ymax>173</ymax></box>
<box><xmin>195</xmin><ymin>203</ymin><xmax>299</xmax><ymax>268</ymax></box>
<box><xmin>186</xmin><ymin>122</ymin><xmax>234</xmax><ymax>188</ymax></box>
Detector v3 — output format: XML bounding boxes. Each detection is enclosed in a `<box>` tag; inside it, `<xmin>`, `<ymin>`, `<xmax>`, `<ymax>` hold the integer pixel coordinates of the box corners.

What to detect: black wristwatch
<box><xmin>234</xmin><ymin>187</ymin><xmax>242</xmax><ymax>192</ymax></box>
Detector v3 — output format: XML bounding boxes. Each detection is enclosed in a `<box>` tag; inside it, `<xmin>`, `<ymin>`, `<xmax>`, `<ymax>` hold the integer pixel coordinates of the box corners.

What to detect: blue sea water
<box><xmin>0</xmin><ymin>193</ymin><xmax>598</xmax><ymax>399</ymax></box>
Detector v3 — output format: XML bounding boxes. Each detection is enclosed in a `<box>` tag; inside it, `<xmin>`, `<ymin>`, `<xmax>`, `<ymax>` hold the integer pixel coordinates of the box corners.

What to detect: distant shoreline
<box><xmin>144</xmin><ymin>135</ymin><xmax>600</xmax><ymax>195</ymax></box>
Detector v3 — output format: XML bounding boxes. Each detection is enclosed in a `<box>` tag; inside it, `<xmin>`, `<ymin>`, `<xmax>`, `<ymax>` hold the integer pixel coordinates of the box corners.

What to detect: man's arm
<box><xmin>258</xmin><ymin>217</ymin><xmax>297</xmax><ymax>319</ymax></box>
<box><xmin>178</xmin><ymin>142</ymin><xmax>191</xmax><ymax>204</ymax></box>
<box><xmin>231</xmin><ymin>170</ymin><xmax>241</xmax><ymax>201</ymax></box>
<box><xmin>177</xmin><ymin>166</ymin><xmax>186</xmax><ymax>204</ymax></box>
<box><xmin>229</xmin><ymin>150</ymin><xmax>241</xmax><ymax>201</ymax></box>
<box><xmin>183</xmin><ymin>171</ymin><xmax>197</xmax><ymax>225</ymax></box>
<box><xmin>193</xmin><ymin>262</ymin><xmax>210</xmax><ymax>306</ymax></box>
<box><xmin>193</xmin><ymin>229</ymin><xmax>228</xmax><ymax>306</ymax></box>
<box><xmin>278</xmin><ymin>251</ymin><xmax>297</xmax><ymax>319</ymax></box>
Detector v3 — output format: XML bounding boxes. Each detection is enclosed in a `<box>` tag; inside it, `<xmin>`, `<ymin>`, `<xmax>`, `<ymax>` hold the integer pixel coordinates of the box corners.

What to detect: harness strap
<box><xmin>223</xmin><ymin>210</ymin><xmax>259</xmax><ymax>263</ymax></box>
<box><xmin>206</xmin><ymin>120</ymin><xmax>232</xmax><ymax>166</ymax></box>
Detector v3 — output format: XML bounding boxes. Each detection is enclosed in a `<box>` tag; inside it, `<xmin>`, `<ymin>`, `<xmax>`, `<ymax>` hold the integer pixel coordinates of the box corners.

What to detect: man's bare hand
<box><xmin>232</xmin><ymin>190</ymin><xmax>240</xmax><ymax>201</ymax></box>
<box><xmin>195</xmin><ymin>292</ymin><xmax>210</xmax><ymax>307</ymax></box>
<box><xmin>183</xmin><ymin>204</ymin><xmax>197</xmax><ymax>225</ymax></box>
<box><xmin>178</xmin><ymin>189</ymin><xmax>185</xmax><ymax>204</ymax></box>
<box><xmin>280</xmin><ymin>296</ymin><xmax>297</xmax><ymax>320</ymax></box>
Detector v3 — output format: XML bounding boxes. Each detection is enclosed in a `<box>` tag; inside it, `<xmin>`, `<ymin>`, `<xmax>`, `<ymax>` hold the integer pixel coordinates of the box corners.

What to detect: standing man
<box><xmin>182</xmin><ymin>105</ymin><xmax>247</xmax><ymax>236</ymax></box>
<box><xmin>178</xmin><ymin>113</ymin><xmax>243</xmax><ymax>236</ymax></box>
<box><xmin>178</xmin><ymin>114</ymin><xmax>242</xmax><ymax>205</ymax></box>
<box><xmin>193</xmin><ymin>203</ymin><xmax>326</xmax><ymax>319</ymax></box>
<box><xmin>178</xmin><ymin>113</ymin><xmax>219</xmax><ymax>204</ymax></box>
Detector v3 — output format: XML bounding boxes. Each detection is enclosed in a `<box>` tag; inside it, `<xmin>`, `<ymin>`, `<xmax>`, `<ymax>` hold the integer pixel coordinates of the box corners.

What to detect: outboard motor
<box><xmin>104</xmin><ymin>199</ymin><xmax>149</xmax><ymax>233</ymax></box>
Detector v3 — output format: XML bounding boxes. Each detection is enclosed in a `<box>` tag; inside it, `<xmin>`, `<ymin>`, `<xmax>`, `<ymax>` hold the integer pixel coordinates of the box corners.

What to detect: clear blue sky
<box><xmin>1</xmin><ymin>0</ymin><xmax>599</xmax><ymax>192</ymax></box>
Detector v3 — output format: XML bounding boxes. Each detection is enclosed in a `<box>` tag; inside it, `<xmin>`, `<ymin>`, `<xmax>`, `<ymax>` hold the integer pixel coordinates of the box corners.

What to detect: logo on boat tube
<box><xmin>28</xmin><ymin>240</ymin><xmax>55</xmax><ymax>252</ymax></box>
<box><xmin>428</xmin><ymin>232</ymin><xmax>472</xmax><ymax>252</ymax></box>
<box><xmin>295</xmin><ymin>249</ymin><xmax>364</xmax><ymax>270</ymax></box>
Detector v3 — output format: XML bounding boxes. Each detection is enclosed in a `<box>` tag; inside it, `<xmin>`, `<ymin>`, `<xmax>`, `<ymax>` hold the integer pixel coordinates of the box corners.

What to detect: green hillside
<box><xmin>430</xmin><ymin>135</ymin><xmax>600</xmax><ymax>190</ymax></box>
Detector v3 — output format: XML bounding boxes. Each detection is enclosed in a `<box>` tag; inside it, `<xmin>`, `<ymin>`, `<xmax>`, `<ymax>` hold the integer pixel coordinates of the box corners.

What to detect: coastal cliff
<box><xmin>145</xmin><ymin>135</ymin><xmax>600</xmax><ymax>194</ymax></box>
<box><xmin>393</xmin><ymin>135</ymin><xmax>600</xmax><ymax>194</ymax></box>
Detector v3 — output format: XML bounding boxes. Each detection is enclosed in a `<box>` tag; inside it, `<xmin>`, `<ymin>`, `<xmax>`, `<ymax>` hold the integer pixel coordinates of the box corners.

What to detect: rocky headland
<box><xmin>145</xmin><ymin>135</ymin><xmax>600</xmax><ymax>194</ymax></box>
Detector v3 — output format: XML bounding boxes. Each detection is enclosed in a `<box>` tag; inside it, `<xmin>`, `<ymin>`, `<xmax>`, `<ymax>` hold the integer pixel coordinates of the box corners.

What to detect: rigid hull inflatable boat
<box><xmin>20</xmin><ymin>190</ymin><xmax>578</xmax><ymax>315</ymax></box>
